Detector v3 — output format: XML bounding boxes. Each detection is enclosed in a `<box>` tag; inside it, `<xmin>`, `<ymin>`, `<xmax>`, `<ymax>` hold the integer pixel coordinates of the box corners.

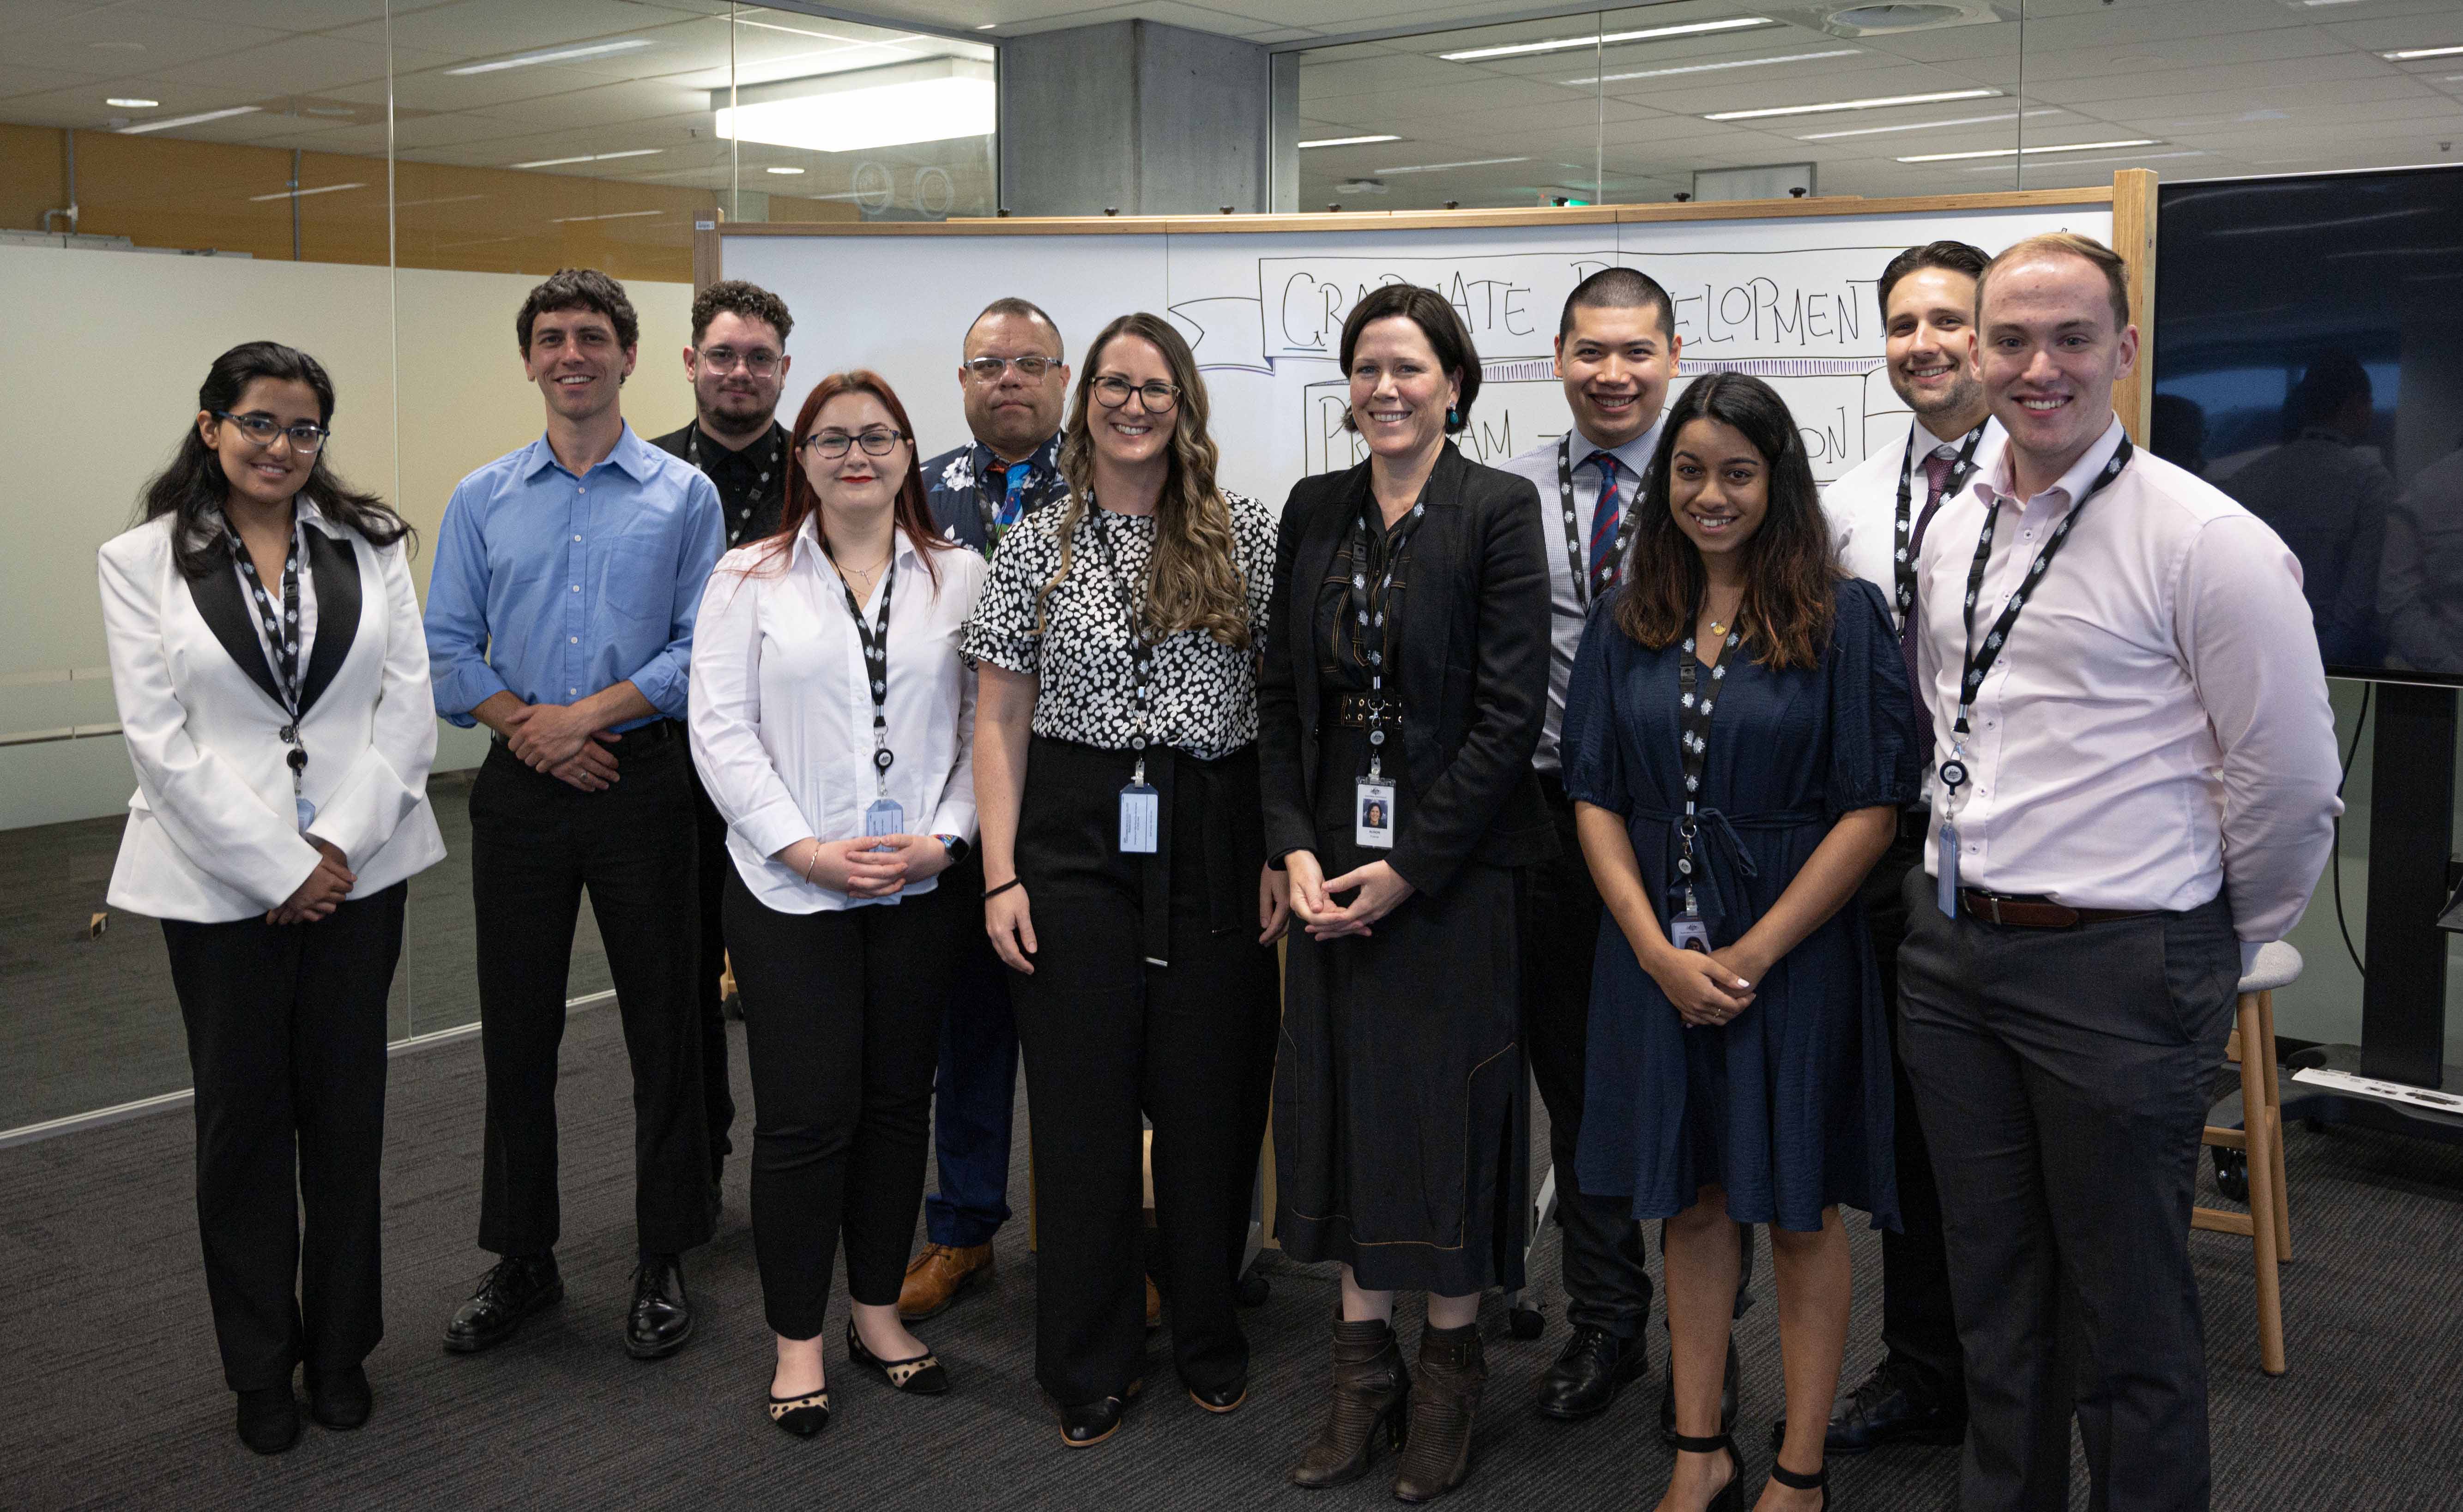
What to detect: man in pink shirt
<box><xmin>1900</xmin><ymin>233</ymin><xmax>2341</xmax><ymax>1512</ymax></box>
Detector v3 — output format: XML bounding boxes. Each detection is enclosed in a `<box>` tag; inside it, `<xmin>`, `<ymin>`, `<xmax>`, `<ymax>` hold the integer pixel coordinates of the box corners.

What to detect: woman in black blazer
<box><xmin>1262</xmin><ymin>284</ymin><xmax>1554</xmax><ymax>1503</ymax></box>
<box><xmin>98</xmin><ymin>342</ymin><xmax>442</xmax><ymax>1453</ymax></box>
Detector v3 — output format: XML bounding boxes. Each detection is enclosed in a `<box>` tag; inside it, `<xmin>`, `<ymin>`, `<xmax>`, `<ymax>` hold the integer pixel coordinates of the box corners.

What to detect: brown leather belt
<box><xmin>1960</xmin><ymin>889</ymin><xmax>2155</xmax><ymax>929</ymax></box>
<box><xmin>1331</xmin><ymin>693</ymin><xmax>1405</xmax><ymax>729</ymax></box>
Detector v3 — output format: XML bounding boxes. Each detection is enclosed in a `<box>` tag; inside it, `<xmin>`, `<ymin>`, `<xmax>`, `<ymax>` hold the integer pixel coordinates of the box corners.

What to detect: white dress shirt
<box><xmin>1494</xmin><ymin>415</ymin><xmax>1666</xmax><ymax>773</ymax></box>
<box><xmin>1822</xmin><ymin>414</ymin><xmax>2003</xmax><ymax>633</ymax></box>
<box><xmin>689</xmin><ymin>520</ymin><xmax>987</xmax><ymax>913</ymax></box>
<box><xmin>1912</xmin><ymin>416</ymin><xmax>2342</xmax><ymax>962</ymax></box>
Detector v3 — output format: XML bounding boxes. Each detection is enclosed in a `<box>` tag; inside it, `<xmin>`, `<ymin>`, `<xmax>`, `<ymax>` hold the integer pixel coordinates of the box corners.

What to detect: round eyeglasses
<box><xmin>1090</xmin><ymin>376</ymin><xmax>1181</xmax><ymax>413</ymax></box>
<box><xmin>801</xmin><ymin>428</ymin><xmax>908</xmax><ymax>458</ymax></box>
<box><xmin>214</xmin><ymin>411</ymin><xmax>329</xmax><ymax>454</ymax></box>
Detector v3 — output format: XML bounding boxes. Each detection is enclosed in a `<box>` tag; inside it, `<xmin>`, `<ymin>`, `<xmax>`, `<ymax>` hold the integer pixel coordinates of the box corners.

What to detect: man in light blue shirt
<box><xmin>424</xmin><ymin>268</ymin><xmax>724</xmax><ymax>1364</ymax></box>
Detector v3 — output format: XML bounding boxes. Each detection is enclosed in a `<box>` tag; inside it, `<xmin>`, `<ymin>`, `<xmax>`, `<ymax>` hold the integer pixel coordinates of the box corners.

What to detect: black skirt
<box><xmin>1273</xmin><ymin>716</ymin><xmax>1527</xmax><ymax>1295</ymax></box>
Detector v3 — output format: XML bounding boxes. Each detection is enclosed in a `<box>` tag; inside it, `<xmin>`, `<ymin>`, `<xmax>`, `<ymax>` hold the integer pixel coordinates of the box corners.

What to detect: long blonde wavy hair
<box><xmin>1039</xmin><ymin>313</ymin><xmax>1253</xmax><ymax>649</ymax></box>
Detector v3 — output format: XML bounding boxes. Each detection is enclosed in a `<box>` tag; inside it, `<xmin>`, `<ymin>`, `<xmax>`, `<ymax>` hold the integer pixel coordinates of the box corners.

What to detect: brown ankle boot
<box><xmin>1392</xmin><ymin>1322</ymin><xmax>1486</xmax><ymax>1503</ymax></box>
<box><xmin>1288</xmin><ymin>1313</ymin><xmax>1409</xmax><ymax>1488</ymax></box>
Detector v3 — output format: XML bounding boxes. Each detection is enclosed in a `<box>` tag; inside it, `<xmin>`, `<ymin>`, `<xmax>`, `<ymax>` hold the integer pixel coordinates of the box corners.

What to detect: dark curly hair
<box><xmin>139</xmin><ymin>341</ymin><xmax>410</xmax><ymax>578</ymax></box>
<box><xmin>516</xmin><ymin>267</ymin><xmax>638</xmax><ymax>354</ymax></box>
<box><xmin>690</xmin><ymin>279</ymin><xmax>793</xmax><ymax>347</ymax></box>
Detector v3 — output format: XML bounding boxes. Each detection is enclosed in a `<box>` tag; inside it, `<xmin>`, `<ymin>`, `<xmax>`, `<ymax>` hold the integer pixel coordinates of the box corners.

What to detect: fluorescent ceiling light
<box><xmin>509</xmin><ymin>149</ymin><xmax>665</xmax><ymax>169</ymax></box>
<box><xmin>1799</xmin><ymin>108</ymin><xmax>2059</xmax><ymax>139</ymax></box>
<box><xmin>1374</xmin><ymin>156</ymin><xmax>1530</xmax><ymax>173</ymax></box>
<box><xmin>766</xmin><ymin>165</ymin><xmax>805</xmax><ymax>174</ymax></box>
<box><xmin>1440</xmin><ymin>16</ymin><xmax>1773</xmax><ymax>62</ymax></box>
<box><xmin>715</xmin><ymin>58</ymin><xmax>994</xmax><ymax>154</ymax></box>
<box><xmin>1955</xmin><ymin>150</ymin><xmax>2206</xmax><ymax>173</ymax></box>
<box><xmin>1707</xmin><ymin>87</ymin><xmax>1998</xmax><ymax>120</ymax></box>
<box><xmin>2384</xmin><ymin>44</ymin><xmax>2463</xmax><ymax>60</ymax></box>
<box><xmin>106</xmin><ymin>96</ymin><xmax>158</xmax><ymax>108</ymax></box>
<box><xmin>246</xmin><ymin>181</ymin><xmax>366</xmax><ymax>201</ymax></box>
<box><xmin>116</xmin><ymin>105</ymin><xmax>260</xmax><ymax>134</ymax></box>
<box><xmin>1900</xmin><ymin>137</ymin><xmax>2161</xmax><ymax>163</ymax></box>
<box><xmin>1298</xmin><ymin>134</ymin><xmax>1402</xmax><ymax>148</ymax></box>
<box><xmin>549</xmin><ymin>209</ymin><xmax>664</xmax><ymax>223</ymax></box>
<box><xmin>1578</xmin><ymin>48</ymin><xmax>1858</xmax><ymax>85</ymax></box>
<box><xmin>445</xmin><ymin>39</ymin><xmax>655</xmax><ymax>76</ymax></box>
<box><xmin>977</xmin><ymin>22</ymin><xmax>996</xmax><ymax>28</ymax></box>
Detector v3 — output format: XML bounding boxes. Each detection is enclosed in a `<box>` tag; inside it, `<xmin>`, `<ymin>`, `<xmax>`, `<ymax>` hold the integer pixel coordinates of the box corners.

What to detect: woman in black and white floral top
<box><xmin>964</xmin><ymin>311</ymin><xmax>1285</xmax><ymax>1451</ymax></box>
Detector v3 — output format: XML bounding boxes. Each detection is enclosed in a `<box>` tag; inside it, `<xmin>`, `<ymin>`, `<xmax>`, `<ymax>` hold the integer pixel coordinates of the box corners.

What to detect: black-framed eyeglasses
<box><xmin>214</xmin><ymin>411</ymin><xmax>329</xmax><ymax>453</ymax></box>
<box><xmin>801</xmin><ymin>428</ymin><xmax>908</xmax><ymax>458</ymax></box>
<box><xmin>699</xmin><ymin>345</ymin><xmax>781</xmax><ymax>377</ymax></box>
<box><xmin>1090</xmin><ymin>375</ymin><xmax>1181</xmax><ymax>413</ymax></box>
<box><xmin>966</xmin><ymin>355</ymin><xmax>1059</xmax><ymax>382</ymax></box>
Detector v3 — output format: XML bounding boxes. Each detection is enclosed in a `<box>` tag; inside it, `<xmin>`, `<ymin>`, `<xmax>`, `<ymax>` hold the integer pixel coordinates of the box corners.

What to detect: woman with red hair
<box><xmin>687</xmin><ymin>370</ymin><xmax>986</xmax><ymax>1440</ymax></box>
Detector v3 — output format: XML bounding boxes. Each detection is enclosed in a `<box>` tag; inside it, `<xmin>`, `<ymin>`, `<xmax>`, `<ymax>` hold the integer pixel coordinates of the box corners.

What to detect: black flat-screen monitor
<box><xmin>2153</xmin><ymin>163</ymin><xmax>2463</xmax><ymax>685</ymax></box>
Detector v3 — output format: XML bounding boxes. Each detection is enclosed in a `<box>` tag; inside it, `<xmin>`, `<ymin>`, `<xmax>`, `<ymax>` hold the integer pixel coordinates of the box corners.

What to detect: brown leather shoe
<box><xmin>1393</xmin><ymin>1322</ymin><xmax>1487</xmax><ymax>1502</ymax></box>
<box><xmin>897</xmin><ymin>1244</ymin><xmax>992</xmax><ymax>1321</ymax></box>
<box><xmin>1146</xmin><ymin>1275</ymin><xmax>1162</xmax><ymax>1330</ymax></box>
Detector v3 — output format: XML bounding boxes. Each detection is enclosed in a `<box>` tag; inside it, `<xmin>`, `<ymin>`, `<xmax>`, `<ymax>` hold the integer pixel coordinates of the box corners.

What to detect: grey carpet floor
<box><xmin>3</xmin><ymin>1003</ymin><xmax>2460</xmax><ymax>1511</ymax></box>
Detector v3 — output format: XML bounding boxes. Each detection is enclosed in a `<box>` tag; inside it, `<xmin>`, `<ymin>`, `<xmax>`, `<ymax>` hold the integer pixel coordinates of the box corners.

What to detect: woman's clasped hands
<box><xmin>776</xmin><ymin>834</ymin><xmax>953</xmax><ymax>902</ymax></box>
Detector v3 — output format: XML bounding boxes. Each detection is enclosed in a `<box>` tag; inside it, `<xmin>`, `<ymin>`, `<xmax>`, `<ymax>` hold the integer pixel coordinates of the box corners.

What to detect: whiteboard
<box><xmin>727</xmin><ymin>201</ymin><xmax>2111</xmax><ymax>508</ymax></box>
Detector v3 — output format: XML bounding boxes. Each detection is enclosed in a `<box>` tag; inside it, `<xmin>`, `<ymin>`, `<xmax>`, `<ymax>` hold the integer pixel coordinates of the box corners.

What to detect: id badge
<box><xmin>864</xmin><ymin>797</ymin><xmax>905</xmax><ymax>849</ymax></box>
<box><xmin>295</xmin><ymin>796</ymin><xmax>318</xmax><ymax>831</ymax></box>
<box><xmin>1119</xmin><ymin>783</ymin><xmax>1160</xmax><ymax>854</ymax></box>
<box><xmin>1354</xmin><ymin>778</ymin><xmax>1396</xmax><ymax>850</ymax></box>
<box><xmin>1936</xmin><ymin>819</ymin><xmax>1960</xmax><ymax>918</ymax></box>
<box><xmin>1670</xmin><ymin>910</ymin><xmax>1710</xmax><ymax>953</ymax></box>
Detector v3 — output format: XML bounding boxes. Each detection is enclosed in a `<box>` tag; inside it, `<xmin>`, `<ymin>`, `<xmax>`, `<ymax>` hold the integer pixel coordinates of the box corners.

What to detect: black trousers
<box><xmin>683</xmin><ymin>746</ymin><xmax>739</xmax><ymax>1183</ymax></box>
<box><xmin>1865</xmin><ymin>831</ymin><xmax>1963</xmax><ymax>1399</ymax></box>
<box><xmin>469</xmin><ymin>736</ymin><xmax>712</xmax><ymax>1258</ymax></box>
<box><xmin>1522</xmin><ymin>777</ymin><xmax>1754</xmax><ymax>1332</ymax></box>
<box><xmin>1898</xmin><ymin>872</ymin><xmax>2238</xmax><ymax>1512</ymax></box>
<box><xmin>1009</xmin><ymin>738</ymin><xmax>1280</xmax><ymax>1407</ymax></box>
<box><xmin>161</xmin><ymin>883</ymin><xmax>405</xmax><ymax>1391</ymax></box>
<box><xmin>725</xmin><ymin>868</ymin><xmax>960</xmax><ymax>1340</ymax></box>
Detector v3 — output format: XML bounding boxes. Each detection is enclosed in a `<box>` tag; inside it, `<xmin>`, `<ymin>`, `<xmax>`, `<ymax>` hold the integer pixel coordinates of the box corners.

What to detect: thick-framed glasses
<box><xmin>966</xmin><ymin>355</ymin><xmax>1059</xmax><ymax>383</ymax></box>
<box><xmin>1090</xmin><ymin>375</ymin><xmax>1181</xmax><ymax>413</ymax></box>
<box><xmin>801</xmin><ymin>428</ymin><xmax>908</xmax><ymax>458</ymax></box>
<box><xmin>698</xmin><ymin>345</ymin><xmax>780</xmax><ymax>377</ymax></box>
<box><xmin>213</xmin><ymin>411</ymin><xmax>329</xmax><ymax>453</ymax></box>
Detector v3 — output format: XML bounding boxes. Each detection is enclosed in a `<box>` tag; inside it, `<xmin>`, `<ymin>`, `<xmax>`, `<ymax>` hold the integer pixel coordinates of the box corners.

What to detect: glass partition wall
<box><xmin>0</xmin><ymin>0</ymin><xmax>998</xmax><ymax>1133</ymax></box>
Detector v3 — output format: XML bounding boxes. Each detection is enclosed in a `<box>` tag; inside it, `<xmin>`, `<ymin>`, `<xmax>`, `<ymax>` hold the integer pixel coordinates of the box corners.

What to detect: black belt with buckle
<box><xmin>1331</xmin><ymin>693</ymin><xmax>1404</xmax><ymax>729</ymax></box>
<box><xmin>1959</xmin><ymin>889</ymin><xmax>2155</xmax><ymax>929</ymax></box>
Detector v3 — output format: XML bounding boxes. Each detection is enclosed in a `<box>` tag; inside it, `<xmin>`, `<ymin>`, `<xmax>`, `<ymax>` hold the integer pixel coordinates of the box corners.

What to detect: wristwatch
<box><xmin>935</xmin><ymin>833</ymin><xmax>970</xmax><ymax>864</ymax></box>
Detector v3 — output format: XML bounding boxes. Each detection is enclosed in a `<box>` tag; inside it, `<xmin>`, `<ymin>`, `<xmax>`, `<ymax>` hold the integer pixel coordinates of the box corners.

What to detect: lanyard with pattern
<box><xmin>1343</xmin><ymin>494</ymin><xmax>1428</xmax><ymax>780</ymax></box>
<box><xmin>1891</xmin><ymin>421</ymin><xmax>1985</xmax><ymax>624</ymax></box>
<box><xmin>224</xmin><ymin>517</ymin><xmax>314</xmax><ymax>822</ymax></box>
<box><xmin>1555</xmin><ymin>435</ymin><xmax>1643</xmax><ymax>606</ymax></box>
<box><xmin>829</xmin><ymin>550</ymin><xmax>898</xmax><ymax>796</ymax></box>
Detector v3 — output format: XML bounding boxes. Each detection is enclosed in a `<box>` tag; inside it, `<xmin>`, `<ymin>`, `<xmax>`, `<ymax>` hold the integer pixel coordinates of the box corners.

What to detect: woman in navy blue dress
<box><xmin>1563</xmin><ymin>373</ymin><xmax>1916</xmax><ymax>1512</ymax></box>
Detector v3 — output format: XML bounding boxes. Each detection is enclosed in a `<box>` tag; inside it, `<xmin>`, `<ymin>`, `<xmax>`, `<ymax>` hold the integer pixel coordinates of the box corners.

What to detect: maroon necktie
<box><xmin>1899</xmin><ymin>453</ymin><xmax>1955</xmax><ymax>760</ymax></box>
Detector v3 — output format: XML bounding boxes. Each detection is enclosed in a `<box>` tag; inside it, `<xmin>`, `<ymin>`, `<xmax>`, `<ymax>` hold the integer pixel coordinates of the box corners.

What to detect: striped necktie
<box><xmin>1588</xmin><ymin>452</ymin><xmax>1626</xmax><ymax>594</ymax></box>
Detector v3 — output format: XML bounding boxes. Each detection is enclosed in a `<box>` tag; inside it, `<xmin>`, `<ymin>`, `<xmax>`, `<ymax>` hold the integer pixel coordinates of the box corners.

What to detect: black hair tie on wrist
<box><xmin>982</xmin><ymin>878</ymin><xmax>1023</xmax><ymax>901</ymax></box>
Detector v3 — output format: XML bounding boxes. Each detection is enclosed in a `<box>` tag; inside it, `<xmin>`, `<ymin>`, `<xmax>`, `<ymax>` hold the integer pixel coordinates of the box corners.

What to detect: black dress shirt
<box><xmin>651</xmin><ymin>419</ymin><xmax>789</xmax><ymax>548</ymax></box>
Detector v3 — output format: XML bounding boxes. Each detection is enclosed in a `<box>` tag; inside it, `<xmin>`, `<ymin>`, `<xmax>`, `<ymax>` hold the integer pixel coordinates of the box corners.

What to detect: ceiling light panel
<box><xmin>2383</xmin><ymin>45</ymin><xmax>2463</xmax><ymax>61</ymax></box>
<box><xmin>713</xmin><ymin>58</ymin><xmax>994</xmax><ymax>154</ymax></box>
<box><xmin>105</xmin><ymin>96</ymin><xmax>158</xmax><ymax>108</ymax></box>
<box><xmin>1799</xmin><ymin>107</ymin><xmax>2060</xmax><ymax>139</ymax></box>
<box><xmin>1439</xmin><ymin>17</ymin><xmax>1775</xmax><ymax>63</ymax></box>
<box><xmin>116</xmin><ymin>105</ymin><xmax>261</xmax><ymax>134</ymax></box>
<box><xmin>509</xmin><ymin>149</ymin><xmax>665</xmax><ymax>170</ymax></box>
<box><xmin>1299</xmin><ymin>134</ymin><xmax>1403</xmax><ymax>148</ymax></box>
<box><xmin>1706</xmin><ymin>87</ymin><xmax>2000</xmax><ymax>120</ymax></box>
<box><xmin>1898</xmin><ymin>137</ymin><xmax>2161</xmax><ymax>162</ymax></box>
<box><xmin>1583</xmin><ymin>48</ymin><xmax>1860</xmax><ymax>86</ymax></box>
<box><xmin>444</xmin><ymin>39</ymin><xmax>656</xmax><ymax>77</ymax></box>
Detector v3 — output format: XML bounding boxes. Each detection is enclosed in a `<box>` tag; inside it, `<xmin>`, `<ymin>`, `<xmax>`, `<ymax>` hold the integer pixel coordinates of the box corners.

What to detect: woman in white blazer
<box><xmin>98</xmin><ymin>341</ymin><xmax>444</xmax><ymax>1455</ymax></box>
<box><xmin>688</xmin><ymin>370</ymin><xmax>984</xmax><ymax>1440</ymax></box>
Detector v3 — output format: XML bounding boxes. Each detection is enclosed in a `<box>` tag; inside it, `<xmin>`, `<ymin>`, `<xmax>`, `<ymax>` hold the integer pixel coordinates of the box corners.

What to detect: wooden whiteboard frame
<box><xmin>700</xmin><ymin>169</ymin><xmax>2160</xmax><ymax>441</ymax></box>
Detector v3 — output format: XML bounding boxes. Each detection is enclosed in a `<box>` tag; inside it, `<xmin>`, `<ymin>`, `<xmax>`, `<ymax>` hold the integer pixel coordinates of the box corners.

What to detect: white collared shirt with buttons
<box><xmin>1494</xmin><ymin>414</ymin><xmax>1667</xmax><ymax>774</ymax></box>
<box><xmin>1911</xmin><ymin>415</ymin><xmax>2343</xmax><ymax>970</ymax></box>
<box><xmin>688</xmin><ymin>518</ymin><xmax>988</xmax><ymax>913</ymax></box>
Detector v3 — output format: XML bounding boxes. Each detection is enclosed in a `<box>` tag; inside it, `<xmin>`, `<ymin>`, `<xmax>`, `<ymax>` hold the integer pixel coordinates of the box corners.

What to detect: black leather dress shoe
<box><xmin>1058</xmin><ymin>1378</ymin><xmax>1143</xmax><ymax>1447</ymax></box>
<box><xmin>305</xmin><ymin>1362</ymin><xmax>372</xmax><ymax>1429</ymax></box>
<box><xmin>235</xmin><ymin>1385</ymin><xmax>302</xmax><ymax>1454</ymax></box>
<box><xmin>1658</xmin><ymin>1339</ymin><xmax>1741</xmax><ymax>1445</ymax></box>
<box><xmin>627</xmin><ymin>1252</ymin><xmax>695</xmax><ymax>1359</ymax></box>
<box><xmin>444</xmin><ymin>1252</ymin><xmax>563</xmax><ymax>1354</ymax></box>
<box><xmin>1188</xmin><ymin>1378</ymin><xmax>1247</xmax><ymax>1413</ymax></box>
<box><xmin>1773</xmin><ymin>1359</ymin><xmax>1966</xmax><ymax>1457</ymax></box>
<box><xmin>1535</xmin><ymin>1325</ymin><xmax>1645</xmax><ymax>1420</ymax></box>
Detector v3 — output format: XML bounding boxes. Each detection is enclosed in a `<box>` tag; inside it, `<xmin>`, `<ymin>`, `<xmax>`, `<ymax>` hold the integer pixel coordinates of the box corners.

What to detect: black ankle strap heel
<box><xmin>1669</xmin><ymin>1432</ymin><xmax>1746</xmax><ymax>1512</ymax></box>
<box><xmin>1770</xmin><ymin>1457</ymin><xmax>1829</xmax><ymax>1507</ymax></box>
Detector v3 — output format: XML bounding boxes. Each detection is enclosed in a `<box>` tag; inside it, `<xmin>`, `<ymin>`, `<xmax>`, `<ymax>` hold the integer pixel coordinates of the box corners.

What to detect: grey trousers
<box><xmin>1896</xmin><ymin>871</ymin><xmax>2239</xmax><ymax>1512</ymax></box>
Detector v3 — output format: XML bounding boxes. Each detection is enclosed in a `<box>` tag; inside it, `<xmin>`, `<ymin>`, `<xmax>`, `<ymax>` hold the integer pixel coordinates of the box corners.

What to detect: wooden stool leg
<box><xmin>2237</xmin><ymin>992</ymin><xmax>2287</xmax><ymax>1375</ymax></box>
<box><xmin>2258</xmin><ymin>990</ymin><xmax>2290</xmax><ymax>1261</ymax></box>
